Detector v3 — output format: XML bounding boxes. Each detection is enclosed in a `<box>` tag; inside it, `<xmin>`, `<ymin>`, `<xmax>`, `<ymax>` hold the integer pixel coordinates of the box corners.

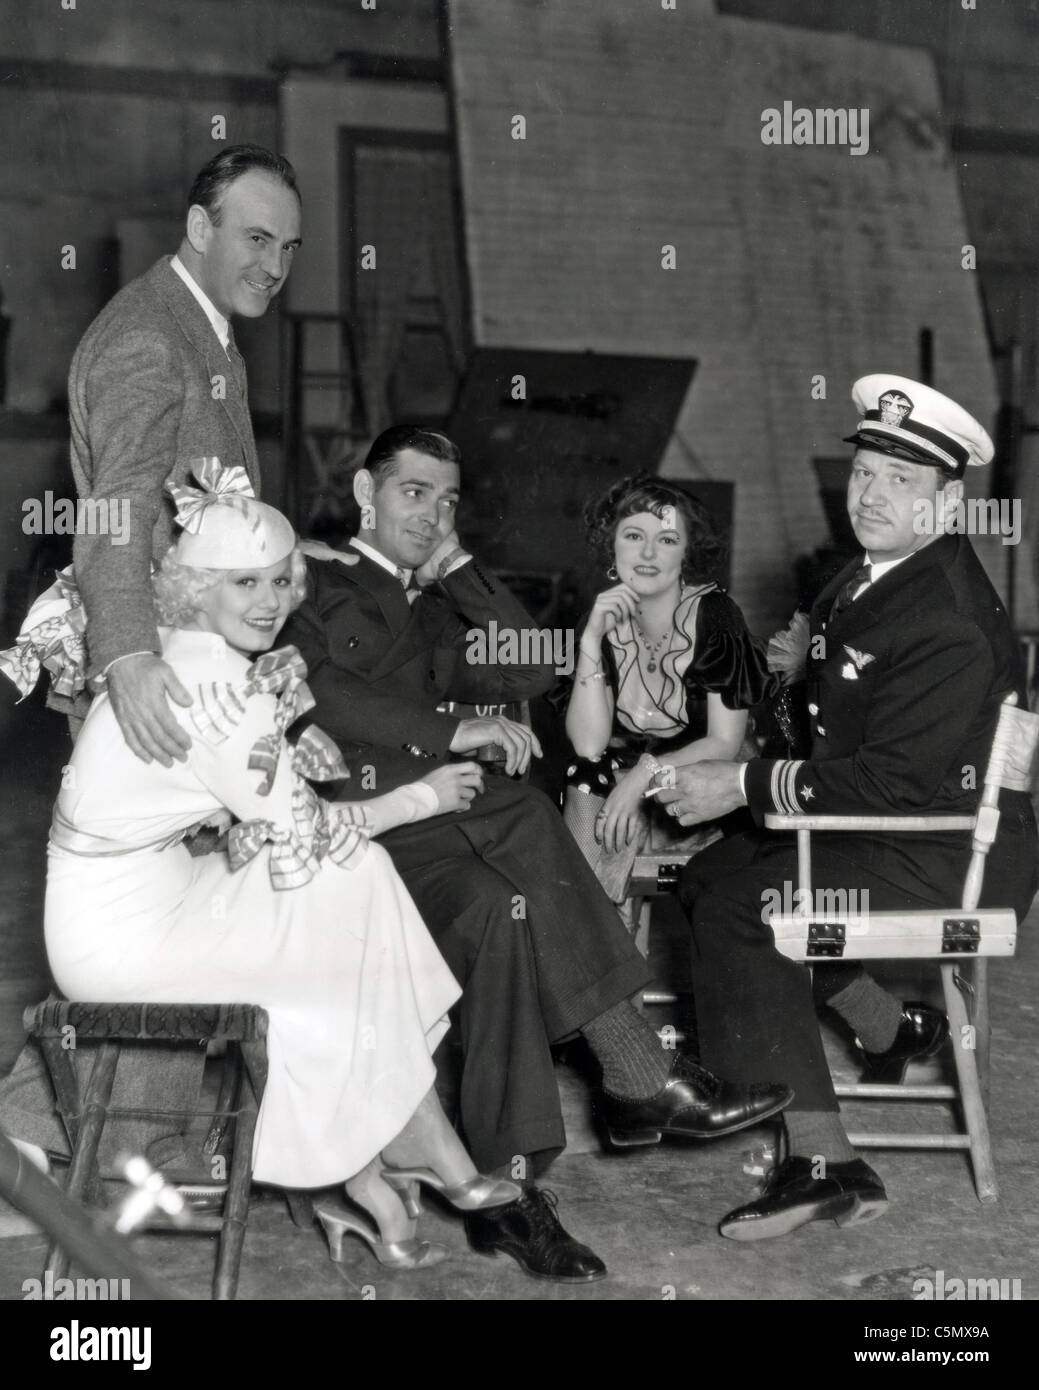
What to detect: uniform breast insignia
<box><xmin>841</xmin><ymin>645</ymin><xmax>875</xmax><ymax>680</ymax></box>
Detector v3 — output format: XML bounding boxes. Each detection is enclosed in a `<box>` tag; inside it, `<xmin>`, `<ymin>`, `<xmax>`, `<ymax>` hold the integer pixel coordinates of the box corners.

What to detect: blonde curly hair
<box><xmin>152</xmin><ymin>544</ymin><xmax>307</xmax><ymax>627</ymax></box>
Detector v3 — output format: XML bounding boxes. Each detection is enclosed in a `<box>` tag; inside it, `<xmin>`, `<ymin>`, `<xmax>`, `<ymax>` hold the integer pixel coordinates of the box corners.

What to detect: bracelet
<box><xmin>436</xmin><ymin>547</ymin><xmax>469</xmax><ymax>580</ymax></box>
<box><xmin>578</xmin><ymin>671</ymin><xmax>606</xmax><ymax>686</ymax></box>
<box><xmin>638</xmin><ymin>753</ymin><xmax>665</xmax><ymax>778</ymax></box>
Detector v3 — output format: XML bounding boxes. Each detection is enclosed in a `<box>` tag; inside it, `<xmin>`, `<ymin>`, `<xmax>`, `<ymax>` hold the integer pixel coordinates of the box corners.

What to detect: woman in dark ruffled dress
<box><xmin>561</xmin><ymin>475</ymin><xmax>774</xmax><ymax>937</ymax></box>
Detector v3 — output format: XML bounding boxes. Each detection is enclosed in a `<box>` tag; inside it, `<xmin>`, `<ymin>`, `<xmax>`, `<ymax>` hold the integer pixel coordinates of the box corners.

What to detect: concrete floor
<box><xmin>1</xmin><ymin>694</ymin><xmax>1037</xmax><ymax>1303</ymax></box>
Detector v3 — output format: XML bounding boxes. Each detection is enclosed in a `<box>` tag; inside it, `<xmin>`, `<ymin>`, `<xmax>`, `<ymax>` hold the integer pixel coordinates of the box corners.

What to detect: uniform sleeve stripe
<box><xmin>770</xmin><ymin>759</ymin><xmax>805</xmax><ymax>814</ymax></box>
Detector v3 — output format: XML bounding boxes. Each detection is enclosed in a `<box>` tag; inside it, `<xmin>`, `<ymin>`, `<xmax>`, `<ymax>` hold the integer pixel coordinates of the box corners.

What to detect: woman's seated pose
<box><xmin>561</xmin><ymin>475</ymin><xmax>774</xmax><ymax>929</ymax></box>
<box><xmin>14</xmin><ymin>459</ymin><xmax>520</xmax><ymax>1271</ymax></box>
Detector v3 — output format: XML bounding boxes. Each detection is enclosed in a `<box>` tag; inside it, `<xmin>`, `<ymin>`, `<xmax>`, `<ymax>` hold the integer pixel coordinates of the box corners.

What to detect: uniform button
<box><xmin>348</xmin><ymin>637</ymin><xmax>359</xmax><ymax>649</ymax></box>
<box><xmin>808</xmin><ymin>702</ymin><xmax>819</xmax><ymax>716</ymax></box>
<box><xmin>817</xmin><ymin>726</ymin><xmax>826</xmax><ymax>737</ymax></box>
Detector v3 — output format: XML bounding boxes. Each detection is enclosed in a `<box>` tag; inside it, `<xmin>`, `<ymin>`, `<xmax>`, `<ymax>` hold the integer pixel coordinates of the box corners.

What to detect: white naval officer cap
<box><xmin>844</xmin><ymin>375</ymin><xmax>993</xmax><ymax>479</ymax></box>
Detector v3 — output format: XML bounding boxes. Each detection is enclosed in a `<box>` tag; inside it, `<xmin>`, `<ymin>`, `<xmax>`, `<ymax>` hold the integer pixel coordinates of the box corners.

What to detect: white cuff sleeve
<box><xmin>362</xmin><ymin>780</ymin><xmax>441</xmax><ymax>836</ymax></box>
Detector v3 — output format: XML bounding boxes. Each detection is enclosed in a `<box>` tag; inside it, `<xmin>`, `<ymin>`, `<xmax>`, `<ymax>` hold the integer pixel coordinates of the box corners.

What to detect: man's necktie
<box><xmin>225</xmin><ymin>327</ymin><xmax>247</xmax><ymax>397</ymax></box>
<box><xmin>829</xmin><ymin>562</ymin><xmax>872</xmax><ymax>622</ymax></box>
<box><xmin>396</xmin><ymin>567</ymin><xmax>422</xmax><ymax>605</ymax></box>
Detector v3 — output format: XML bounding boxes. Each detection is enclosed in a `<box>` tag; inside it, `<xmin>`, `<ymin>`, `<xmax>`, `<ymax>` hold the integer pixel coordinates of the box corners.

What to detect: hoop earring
<box><xmin>607</xmin><ymin>565</ymin><xmax>619</xmax><ymax>581</ymax></box>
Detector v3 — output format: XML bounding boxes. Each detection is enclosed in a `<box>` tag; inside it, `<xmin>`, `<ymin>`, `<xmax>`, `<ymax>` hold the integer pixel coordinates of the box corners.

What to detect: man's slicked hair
<box><xmin>363</xmin><ymin>426</ymin><xmax>461</xmax><ymax>488</ymax></box>
<box><xmin>188</xmin><ymin>145</ymin><xmax>301</xmax><ymax>225</ymax></box>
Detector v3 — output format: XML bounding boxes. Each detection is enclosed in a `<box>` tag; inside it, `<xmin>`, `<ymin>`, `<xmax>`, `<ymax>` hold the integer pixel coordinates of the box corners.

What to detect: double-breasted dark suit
<box><xmin>284</xmin><ymin>549</ymin><xmax>651</xmax><ymax>1170</ymax></box>
<box><xmin>680</xmin><ymin>533</ymin><xmax>1038</xmax><ymax>1111</ymax></box>
<box><xmin>69</xmin><ymin>256</ymin><xmax>260</xmax><ymax>677</ymax></box>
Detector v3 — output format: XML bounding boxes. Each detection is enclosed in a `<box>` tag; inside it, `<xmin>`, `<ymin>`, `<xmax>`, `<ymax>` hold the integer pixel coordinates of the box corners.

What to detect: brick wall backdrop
<box><xmin>447</xmin><ymin>0</ymin><xmax>999</xmax><ymax>634</ymax></box>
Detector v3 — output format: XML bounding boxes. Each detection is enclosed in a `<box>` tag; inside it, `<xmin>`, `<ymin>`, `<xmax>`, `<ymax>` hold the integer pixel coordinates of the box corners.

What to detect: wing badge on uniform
<box><xmin>841</xmin><ymin>645</ymin><xmax>875</xmax><ymax>680</ymax></box>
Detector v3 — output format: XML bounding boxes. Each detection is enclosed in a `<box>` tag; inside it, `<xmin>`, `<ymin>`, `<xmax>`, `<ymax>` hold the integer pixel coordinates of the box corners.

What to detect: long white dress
<box><xmin>43</xmin><ymin>627</ymin><xmax>461</xmax><ymax>1188</ymax></box>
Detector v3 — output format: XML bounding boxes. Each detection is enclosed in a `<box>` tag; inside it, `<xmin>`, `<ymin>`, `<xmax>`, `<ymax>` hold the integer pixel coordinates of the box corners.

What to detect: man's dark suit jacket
<box><xmin>69</xmin><ymin>256</ymin><xmax>260</xmax><ymax>677</ymax></box>
<box><xmin>744</xmin><ymin>532</ymin><xmax>1036</xmax><ymax>909</ymax></box>
<box><xmin>285</xmin><ymin>549</ymin><xmax>560</xmax><ymax>793</ymax></box>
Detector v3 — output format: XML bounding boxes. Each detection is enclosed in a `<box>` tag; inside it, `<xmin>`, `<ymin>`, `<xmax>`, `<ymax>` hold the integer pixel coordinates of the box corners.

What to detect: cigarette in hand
<box><xmin>643</xmin><ymin>785</ymin><xmax>669</xmax><ymax>799</ymax></box>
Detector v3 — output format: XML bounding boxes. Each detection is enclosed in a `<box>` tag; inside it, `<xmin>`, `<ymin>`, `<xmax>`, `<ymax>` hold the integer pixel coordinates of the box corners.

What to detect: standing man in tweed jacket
<box><xmin>66</xmin><ymin>144</ymin><xmax>302</xmax><ymax>756</ymax></box>
<box><xmin>0</xmin><ymin>148</ymin><xmax>305</xmax><ymax>1203</ymax></box>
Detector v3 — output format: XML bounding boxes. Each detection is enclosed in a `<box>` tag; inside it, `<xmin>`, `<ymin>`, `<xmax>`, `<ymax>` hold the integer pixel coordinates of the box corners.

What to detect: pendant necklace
<box><xmin>634</xmin><ymin>620</ymin><xmax>672</xmax><ymax>673</ymax></box>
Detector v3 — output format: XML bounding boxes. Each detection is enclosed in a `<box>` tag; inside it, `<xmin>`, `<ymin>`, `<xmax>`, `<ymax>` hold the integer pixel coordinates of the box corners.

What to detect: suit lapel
<box><xmin>147</xmin><ymin>259</ymin><xmax>258</xmax><ymax>486</ymax></box>
<box><xmin>346</xmin><ymin>552</ymin><xmax>430</xmax><ymax>669</ymax></box>
<box><xmin>820</xmin><ymin>536</ymin><xmax>956</xmax><ymax>637</ymax></box>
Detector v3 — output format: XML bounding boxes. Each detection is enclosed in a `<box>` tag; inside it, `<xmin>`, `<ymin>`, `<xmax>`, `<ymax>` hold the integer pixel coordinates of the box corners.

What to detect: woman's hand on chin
<box><xmin>586</xmin><ymin>582</ymin><xmax>639</xmax><ymax>639</ymax></box>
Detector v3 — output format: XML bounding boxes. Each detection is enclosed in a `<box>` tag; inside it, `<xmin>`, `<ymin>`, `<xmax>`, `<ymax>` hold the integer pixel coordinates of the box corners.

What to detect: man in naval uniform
<box><xmin>655</xmin><ymin>375</ymin><xmax>1038</xmax><ymax>1240</ymax></box>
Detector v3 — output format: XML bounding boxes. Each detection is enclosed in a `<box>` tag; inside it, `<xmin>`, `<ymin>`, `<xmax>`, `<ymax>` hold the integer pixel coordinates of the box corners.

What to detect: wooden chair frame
<box><xmin>765</xmin><ymin>696</ymin><xmax>1039</xmax><ymax>1204</ymax></box>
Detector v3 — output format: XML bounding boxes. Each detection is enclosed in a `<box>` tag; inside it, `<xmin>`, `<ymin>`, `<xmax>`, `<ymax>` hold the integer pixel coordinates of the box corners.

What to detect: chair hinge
<box><xmin>807</xmin><ymin>921</ymin><xmax>846</xmax><ymax>957</ymax></box>
<box><xmin>655</xmin><ymin>863</ymin><xmax>683</xmax><ymax>891</ymax></box>
<box><xmin>943</xmin><ymin>918</ymin><xmax>981</xmax><ymax>953</ymax></box>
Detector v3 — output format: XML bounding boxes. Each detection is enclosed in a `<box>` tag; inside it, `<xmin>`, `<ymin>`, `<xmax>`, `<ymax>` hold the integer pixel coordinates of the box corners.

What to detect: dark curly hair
<box><xmin>585</xmin><ymin>473</ymin><xmax>727</xmax><ymax>585</ymax></box>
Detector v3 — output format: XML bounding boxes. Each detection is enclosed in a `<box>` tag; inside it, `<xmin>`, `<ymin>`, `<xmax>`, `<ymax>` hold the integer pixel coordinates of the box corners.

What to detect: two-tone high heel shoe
<box><xmin>381</xmin><ymin>1167</ymin><xmax>521</xmax><ymax>1219</ymax></box>
<box><xmin>313</xmin><ymin>1199</ymin><xmax>449</xmax><ymax>1271</ymax></box>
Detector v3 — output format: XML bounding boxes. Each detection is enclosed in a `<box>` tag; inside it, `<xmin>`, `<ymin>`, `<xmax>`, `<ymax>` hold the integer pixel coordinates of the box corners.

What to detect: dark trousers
<box><xmin>379</xmin><ymin>780</ymin><xmax>651</xmax><ymax>1171</ymax></box>
<box><xmin>679</xmin><ymin>813</ymin><xmax>1038</xmax><ymax>1115</ymax></box>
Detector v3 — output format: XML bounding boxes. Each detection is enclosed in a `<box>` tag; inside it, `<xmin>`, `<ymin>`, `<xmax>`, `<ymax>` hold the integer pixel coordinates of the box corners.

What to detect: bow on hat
<box><xmin>166</xmin><ymin>456</ymin><xmax>256</xmax><ymax>534</ymax></box>
<box><xmin>165</xmin><ymin>456</ymin><xmax>297</xmax><ymax>569</ymax></box>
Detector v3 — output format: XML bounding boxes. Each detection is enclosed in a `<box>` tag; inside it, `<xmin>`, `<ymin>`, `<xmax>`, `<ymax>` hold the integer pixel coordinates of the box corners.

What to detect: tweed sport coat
<box><xmin>68</xmin><ymin>256</ymin><xmax>260</xmax><ymax>677</ymax></box>
<box><xmin>743</xmin><ymin>532</ymin><xmax>1035</xmax><ymax>903</ymax></box>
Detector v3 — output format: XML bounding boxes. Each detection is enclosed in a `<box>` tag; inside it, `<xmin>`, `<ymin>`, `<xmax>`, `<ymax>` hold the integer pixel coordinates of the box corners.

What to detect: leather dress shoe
<box><xmin>857</xmin><ymin>1002</ymin><xmax>948</xmax><ymax>1084</ymax></box>
<box><xmin>719</xmin><ymin>1155</ymin><xmax>887</xmax><ymax>1241</ymax></box>
<box><xmin>596</xmin><ymin>1054</ymin><xmax>793</xmax><ymax>1147</ymax></box>
<box><xmin>465</xmin><ymin>1187</ymin><xmax>606</xmax><ymax>1283</ymax></box>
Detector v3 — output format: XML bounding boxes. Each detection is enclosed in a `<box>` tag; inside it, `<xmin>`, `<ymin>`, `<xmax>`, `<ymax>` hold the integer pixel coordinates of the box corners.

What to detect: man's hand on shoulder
<box><xmin>298</xmin><ymin>539</ymin><xmax>360</xmax><ymax>566</ymax></box>
<box><xmin>449</xmin><ymin>715</ymin><xmax>543</xmax><ymax>778</ymax></box>
<box><xmin>106</xmin><ymin>654</ymin><xmax>193</xmax><ymax>766</ymax></box>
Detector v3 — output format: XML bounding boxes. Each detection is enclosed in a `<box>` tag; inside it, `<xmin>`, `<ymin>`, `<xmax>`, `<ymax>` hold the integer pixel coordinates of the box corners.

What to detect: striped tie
<box><xmin>396</xmin><ymin>567</ymin><xmax>422</xmax><ymax>605</ymax></box>
<box><xmin>829</xmin><ymin>562</ymin><xmax>872</xmax><ymax>622</ymax></box>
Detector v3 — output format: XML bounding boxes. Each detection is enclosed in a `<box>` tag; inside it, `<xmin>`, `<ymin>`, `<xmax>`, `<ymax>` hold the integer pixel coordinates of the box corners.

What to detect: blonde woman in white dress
<box><xmin>11</xmin><ymin>459</ymin><xmax>519</xmax><ymax>1270</ymax></box>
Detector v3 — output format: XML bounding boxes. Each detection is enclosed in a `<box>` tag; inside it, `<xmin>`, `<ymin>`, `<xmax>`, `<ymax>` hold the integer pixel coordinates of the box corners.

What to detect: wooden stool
<box><xmin>23</xmin><ymin>1000</ymin><xmax>269</xmax><ymax>1299</ymax></box>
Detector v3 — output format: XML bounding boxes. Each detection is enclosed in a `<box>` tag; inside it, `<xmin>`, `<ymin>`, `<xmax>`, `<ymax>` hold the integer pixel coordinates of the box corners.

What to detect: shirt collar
<box><xmin>349</xmin><ymin>536</ymin><xmax>413</xmax><ymax>587</ymax></box>
<box><xmin>170</xmin><ymin>254</ymin><xmax>231</xmax><ymax>352</ymax></box>
<box><xmin>863</xmin><ymin>552</ymin><xmax>914</xmax><ymax>584</ymax></box>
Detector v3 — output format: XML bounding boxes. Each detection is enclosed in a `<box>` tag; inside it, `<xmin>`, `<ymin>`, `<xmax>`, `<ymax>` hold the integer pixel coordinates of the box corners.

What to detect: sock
<box><xmin>488</xmin><ymin>1159</ymin><xmax>536</xmax><ymax>1190</ymax></box>
<box><xmin>784</xmin><ymin>1111</ymin><xmax>855</xmax><ymax>1164</ymax></box>
<box><xmin>581</xmin><ymin>999</ymin><xmax>673</xmax><ymax>1098</ymax></box>
<box><xmin>826</xmin><ymin>972</ymin><xmax>904</xmax><ymax>1053</ymax></box>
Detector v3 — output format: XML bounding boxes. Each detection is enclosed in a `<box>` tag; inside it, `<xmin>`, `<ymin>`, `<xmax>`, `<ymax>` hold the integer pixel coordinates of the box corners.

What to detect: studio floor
<box><xmin>1</xmin><ymin>696</ymin><xmax>1037</xmax><ymax>1303</ymax></box>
